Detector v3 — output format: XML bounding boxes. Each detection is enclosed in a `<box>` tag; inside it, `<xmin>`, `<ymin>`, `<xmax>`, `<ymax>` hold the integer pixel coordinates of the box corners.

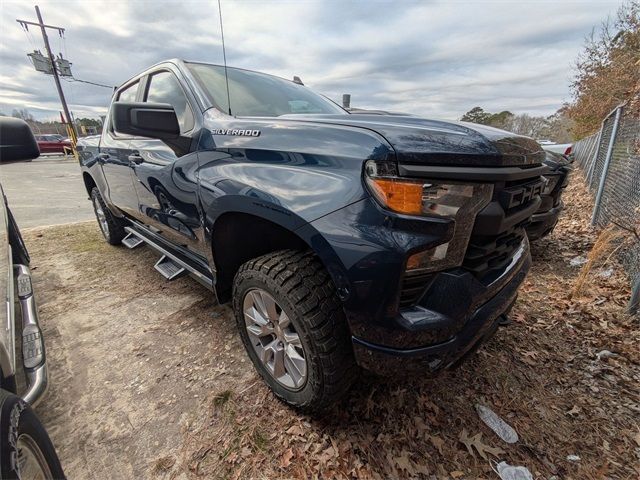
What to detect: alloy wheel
<box><xmin>242</xmin><ymin>288</ymin><xmax>307</xmax><ymax>390</ymax></box>
<box><xmin>16</xmin><ymin>434</ymin><xmax>52</xmax><ymax>480</ymax></box>
<box><xmin>93</xmin><ymin>196</ymin><xmax>109</xmax><ymax>237</ymax></box>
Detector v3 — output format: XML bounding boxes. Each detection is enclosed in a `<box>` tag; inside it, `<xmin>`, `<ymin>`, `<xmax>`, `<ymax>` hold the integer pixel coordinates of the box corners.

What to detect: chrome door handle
<box><xmin>128</xmin><ymin>153</ymin><xmax>143</xmax><ymax>165</ymax></box>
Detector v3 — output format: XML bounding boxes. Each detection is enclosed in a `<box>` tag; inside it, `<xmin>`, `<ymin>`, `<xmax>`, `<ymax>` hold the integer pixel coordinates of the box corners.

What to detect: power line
<box><xmin>66</xmin><ymin>77</ymin><xmax>116</xmax><ymax>89</ymax></box>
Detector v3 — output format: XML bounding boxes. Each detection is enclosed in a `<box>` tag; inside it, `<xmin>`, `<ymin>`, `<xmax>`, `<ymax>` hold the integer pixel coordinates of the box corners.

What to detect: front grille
<box><xmin>463</xmin><ymin>175</ymin><xmax>541</xmax><ymax>279</ymax></box>
<box><xmin>398</xmin><ymin>170</ymin><xmax>542</xmax><ymax>308</ymax></box>
<box><xmin>499</xmin><ymin>177</ymin><xmax>546</xmax><ymax>213</ymax></box>
<box><xmin>463</xmin><ymin>226</ymin><xmax>525</xmax><ymax>277</ymax></box>
<box><xmin>399</xmin><ymin>271</ymin><xmax>434</xmax><ymax>308</ymax></box>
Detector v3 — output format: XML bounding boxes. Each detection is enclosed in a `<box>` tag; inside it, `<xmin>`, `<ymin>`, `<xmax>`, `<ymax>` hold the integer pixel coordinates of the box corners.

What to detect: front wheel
<box><xmin>90</xmin><ymin>187</ymin><xmax>125</xmax><ymax>245</ymax></box>
<box><xmin>0</xmin><ymin>389</ymin><xmax>65</xmax><ymax>480</ymax></box>
<box><xmin>233</xmin><ymin>250</ymin><xmax>357</xmax><ymax>412</ymax></box>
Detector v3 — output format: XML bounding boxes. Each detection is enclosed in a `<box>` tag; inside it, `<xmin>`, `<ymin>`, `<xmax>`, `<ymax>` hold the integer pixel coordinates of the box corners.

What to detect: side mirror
<box><xmin>0</xmin><ymin>117</ymin><xmax>40</xmax><ymax>162</ymax></box>
<box><xmin>111</xmin><ymin>102</ymin><xmax>180</xmax><ymax>139</ymax></box>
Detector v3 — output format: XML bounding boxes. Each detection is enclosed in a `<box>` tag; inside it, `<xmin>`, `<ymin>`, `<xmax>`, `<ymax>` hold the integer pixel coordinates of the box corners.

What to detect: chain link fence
<box><xmin>573</xmin><ymin>105</ymin><xmax>640</xmax><ymax>313</ymax></box>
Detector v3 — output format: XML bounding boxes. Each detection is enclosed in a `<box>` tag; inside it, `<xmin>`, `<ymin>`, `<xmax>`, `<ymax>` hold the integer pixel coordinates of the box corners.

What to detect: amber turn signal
<box><xmin>367</xmin><ymin>177</ymin><xmax>423</xmax><ymax>215</ymax></box>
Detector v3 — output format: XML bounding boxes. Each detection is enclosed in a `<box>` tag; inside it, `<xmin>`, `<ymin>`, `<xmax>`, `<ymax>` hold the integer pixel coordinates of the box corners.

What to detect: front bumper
<box><xmin>305</xmin><ymin>193</ymin><xmax>533</xmax><ymax>375</ymax></box>
<box><xmin>352</xmin><ymin>242</ymin><xmax>530</xmax><ymax>375</ymax></box>
<box><xmin>526</xmin><ymin>201</ymin><xmax>563</xmax><ymax>240</ymax></box>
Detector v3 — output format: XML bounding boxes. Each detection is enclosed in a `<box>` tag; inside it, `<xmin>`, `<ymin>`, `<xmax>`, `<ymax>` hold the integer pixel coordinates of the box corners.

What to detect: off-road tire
<box><xmin>0</xmin><ymin>389</ymin><xmax>65</xmax><ymax>479</ymax></box>
<box><xmin>90</xmin><ymin>187</ymin><xmax>126</xmax><ymax>245</ymax></box>
<box><xmin>233</xmin><ymin>250</ymin><xmax>357</xmax><ymax>412</ymax></box>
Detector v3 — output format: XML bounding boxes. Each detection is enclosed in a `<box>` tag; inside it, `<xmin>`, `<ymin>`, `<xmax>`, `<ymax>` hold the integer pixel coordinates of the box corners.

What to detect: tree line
<box><xmin>460</xmin><ymin>107</ymin><xmax>573</xmax><ymax>143</ymax></box>
<box><xmin>3</xmin><ymin>108</ymin><xmax>103</xmax><ymax>136</ymax></box>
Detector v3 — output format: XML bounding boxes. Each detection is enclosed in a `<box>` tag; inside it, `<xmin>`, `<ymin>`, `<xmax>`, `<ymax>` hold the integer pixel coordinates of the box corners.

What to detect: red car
<box><xmin>34</xmin><ymin>134</ymin><xmax>72</xmax><ymax>154</ymax></box>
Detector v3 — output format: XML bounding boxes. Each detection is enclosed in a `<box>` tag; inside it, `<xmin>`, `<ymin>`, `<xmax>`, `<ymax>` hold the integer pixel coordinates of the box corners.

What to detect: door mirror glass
<box><xmin>145</xmin><ymin>71</ymin><xmax>194</xmax><ymax>132</ymax></box>
<box><xmin>111</xmin><ymin>102</ymin><xmax>180</xmax><ymax>140</ymax></box>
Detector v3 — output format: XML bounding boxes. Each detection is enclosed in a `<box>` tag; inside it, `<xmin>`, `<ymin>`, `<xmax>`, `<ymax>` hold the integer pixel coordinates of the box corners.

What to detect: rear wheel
<box><xmin>90</xmin><ymin>187</ymin><xmax>125</xmax><ymax>245</ymax></box>
<box><xmin>0</xmin><ymin>389</ymin><xmax>65</xmax><ymax>480</ymax></box>
<box><xmin>233</xmin><ymin>250</ymin><xmax>357</xmax><ymax>411</ymax></box>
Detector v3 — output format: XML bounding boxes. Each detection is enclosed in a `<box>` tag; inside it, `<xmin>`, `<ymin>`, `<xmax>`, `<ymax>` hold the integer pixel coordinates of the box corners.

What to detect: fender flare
<box><xmin>203</xmin><ymin>196</ymin><xmax>351</xmax><ymax>300</ymax></box>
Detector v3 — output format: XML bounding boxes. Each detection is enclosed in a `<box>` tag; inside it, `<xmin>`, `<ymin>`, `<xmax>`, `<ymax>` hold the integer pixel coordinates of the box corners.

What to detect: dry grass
<box><xmin>571</xmin><ymin>226</ymin><xmax>624</xmax><ymax>298</ymax></box>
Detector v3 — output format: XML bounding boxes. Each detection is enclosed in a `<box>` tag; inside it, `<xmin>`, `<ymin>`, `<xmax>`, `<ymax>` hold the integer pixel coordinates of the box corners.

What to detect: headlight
<box><xmin>364</xmin><ymin>160</ymin><xmax>493</xmax><ymax>273</ymax></box>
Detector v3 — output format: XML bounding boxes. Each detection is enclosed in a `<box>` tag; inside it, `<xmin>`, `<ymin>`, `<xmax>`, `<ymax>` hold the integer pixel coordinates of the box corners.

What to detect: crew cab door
<box><xmin>127</xmin><ymin>70</ymin><xmax>203</xmax><ymax>253</ymax></box>
<box><xmin>100</xmin><ymin>80</ymin><xmax>141</xmax><ymax>216</ymax></box>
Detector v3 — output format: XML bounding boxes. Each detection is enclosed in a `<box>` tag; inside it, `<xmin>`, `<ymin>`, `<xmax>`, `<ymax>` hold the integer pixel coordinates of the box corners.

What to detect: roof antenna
<box><xmin>217</xmin><ymin>0</ymin><xmax>232</xmax><ymax>115</ymax></box>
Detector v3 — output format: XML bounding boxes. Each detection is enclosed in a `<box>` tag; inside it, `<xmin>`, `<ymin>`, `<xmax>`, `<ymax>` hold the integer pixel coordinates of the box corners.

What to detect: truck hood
<box><xmin>278</xmin><ymin>113</ymin><xmax>545</xmax><ymax>167</ymax></box>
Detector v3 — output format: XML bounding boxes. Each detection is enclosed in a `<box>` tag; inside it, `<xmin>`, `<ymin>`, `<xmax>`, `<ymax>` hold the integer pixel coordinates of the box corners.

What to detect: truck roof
<box><xmin>117</xmin><ymin>58</ymin><xmax>299</xmax><ymax>91</ymax></box>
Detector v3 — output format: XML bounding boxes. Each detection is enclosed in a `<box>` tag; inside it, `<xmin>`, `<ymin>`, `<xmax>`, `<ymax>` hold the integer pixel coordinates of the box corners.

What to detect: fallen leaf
<box><xmin>280</xmin><ymin>448</ymin><xmax>294</xmax><ymax>468</ymax></box>
<box><xmin>286</xmin><ymin>425</ymin><xmax>304</xmax><ymax>436</ymax></box>
<box><xmin>567</xmin><ymin>405</ymin><xmax>581</xmax><ymax>416</ymax></box>
<box><xmin>394</xmin><ymin>450</ymin><xmax>415</xmax><ymax>475</ymax></box>
<box><xmin>450</xmin><ymin>471</ymin><xmax>465</xmax><ymax>478</ymax></box>
<box><xmin>459</xmin><ymin>429</ymin><xmax>505</xmax><ymax>460</ymax></box>
<box><xmin>317</xmin><ymin>445</ymin><xmax>338</xmax><ymax>465</ymax></box>
<box><xmin>521</xmin><ymin>350</ymin><xmax>539</xmax><ymax>366</ymax></box>
<box><xmin>429</xmin><ymin>435</ymin><xmax>445</xmax><ymax>455</ymax></box>
<box><xmin>414</xmin><ymin>415</ymin><xmax>429</xmax><ymax>434</ymax></box>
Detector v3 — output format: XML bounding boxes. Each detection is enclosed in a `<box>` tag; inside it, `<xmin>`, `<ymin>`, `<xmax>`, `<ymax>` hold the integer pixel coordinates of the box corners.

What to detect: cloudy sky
<box><xmin>0</xmin><ymin>0</ymin><xmax>623</xmax><ymax>121</ymax></box>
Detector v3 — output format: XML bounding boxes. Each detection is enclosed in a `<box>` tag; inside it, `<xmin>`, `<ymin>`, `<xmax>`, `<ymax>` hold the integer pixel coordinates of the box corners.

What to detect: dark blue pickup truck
<box><xmin>77</xmin><ymin>59</ymin><xmax>546</xmax><ymax>410</ymax></box>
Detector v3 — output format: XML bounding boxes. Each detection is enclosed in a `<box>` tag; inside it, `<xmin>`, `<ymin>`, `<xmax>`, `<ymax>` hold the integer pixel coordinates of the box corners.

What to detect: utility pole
<box><xmin>17</xmin><ymin>5</ymin><xmax>77</xmax><ymax>140</ymax></box>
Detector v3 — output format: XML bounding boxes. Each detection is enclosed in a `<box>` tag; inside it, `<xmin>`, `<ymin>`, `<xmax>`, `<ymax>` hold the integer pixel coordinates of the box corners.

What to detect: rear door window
<box><xmin>117</xmin><ymin>81</ymin><xmax>139</xmax><ymax>102</ymax></box>
<box><xmin>109</xmin><ymin>81</ymin><xmax>140</xmax><ymax>137</ymax></box>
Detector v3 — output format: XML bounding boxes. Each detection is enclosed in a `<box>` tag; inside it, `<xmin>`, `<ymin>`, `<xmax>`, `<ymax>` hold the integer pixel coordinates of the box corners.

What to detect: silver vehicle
<box><xmin>0</xmin><ymin>117</ymin><xmax>64</xmax><ymax>479</ymax></box>
<box><xmin>539</xmin><ymin>141</ymin><xmax>573</xmax><ymax>156</ymax></box>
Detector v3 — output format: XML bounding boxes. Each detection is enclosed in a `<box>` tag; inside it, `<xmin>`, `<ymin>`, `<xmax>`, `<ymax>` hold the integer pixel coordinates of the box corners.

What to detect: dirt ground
<box><xmin>26</xmin><ymin>174</ymin><xmax>638</xmax><ymax>480</ymax></box>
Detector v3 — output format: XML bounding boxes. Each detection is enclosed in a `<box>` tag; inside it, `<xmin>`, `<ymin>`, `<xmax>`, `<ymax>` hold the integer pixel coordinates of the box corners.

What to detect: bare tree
<box><xmin>566</xmin><ymin>1</ymin><xmax>640</xmax><ymax>137</ymax></box>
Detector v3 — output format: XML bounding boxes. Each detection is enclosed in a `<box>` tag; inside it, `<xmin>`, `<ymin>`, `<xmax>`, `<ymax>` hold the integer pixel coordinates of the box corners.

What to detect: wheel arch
<box><xmin>82</xmin><ymin>171</ymin><xmax>97</xmax><ymax>197</ymax></box>
<box><xmin>209</xmin><ymin>210</ymin><xmax>349</xmax><ymax>305</ymax></box>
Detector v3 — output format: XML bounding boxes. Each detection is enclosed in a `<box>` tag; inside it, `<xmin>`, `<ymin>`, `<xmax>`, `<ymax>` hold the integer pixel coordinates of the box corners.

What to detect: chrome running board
<box><xmin>122</xmin><ymin>232</ymin><xmax>144</xmax><ymax>249</ymax></box>
<box><xmin>14</xmin><ymin>264</ymin><xmax>48</xmax><ymax>406</ymax></box>
<box><xmin>154</xmin><ymin>255</ymin><xmax>186</xmax><ymax>280</ymax></box>
<box><xmin>123</xmin><ymin>226</ymin><xmax>214</xmax><ymax>289</ymax></box>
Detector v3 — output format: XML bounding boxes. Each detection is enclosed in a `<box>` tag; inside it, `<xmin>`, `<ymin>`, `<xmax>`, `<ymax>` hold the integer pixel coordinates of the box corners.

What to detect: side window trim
<box><xmin>116</xmin><ymin>79</ymin><xmax>141</xmax><ymax>102</ymax></box>
<box><xmin>137</xmin><ymin>75</ymin><xmax>150</xmax><ymax>103</ymax></box>
<box><xmin>108</xmin><ymin>77</ymin><xmax>146</xmax><ymax>141</ymax></box>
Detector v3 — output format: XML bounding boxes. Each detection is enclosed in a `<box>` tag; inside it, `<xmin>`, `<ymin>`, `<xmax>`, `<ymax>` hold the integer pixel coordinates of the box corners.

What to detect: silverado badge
<box><xmin>211</xmin><ymin>128</ymin><xmax>260</xmax><ymax>137</ymax></box>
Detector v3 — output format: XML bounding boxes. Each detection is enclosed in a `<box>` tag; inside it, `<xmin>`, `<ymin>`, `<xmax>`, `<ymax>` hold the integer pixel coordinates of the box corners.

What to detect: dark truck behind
<box><xmin>525</xmin><ymin>151</ymin><xmax>572</xmax><ymax>240</ymax></box>
<box><xmin>77</xmin><ymin>59</ymin><xmax>546</xmax><ymax>410</ymax></box>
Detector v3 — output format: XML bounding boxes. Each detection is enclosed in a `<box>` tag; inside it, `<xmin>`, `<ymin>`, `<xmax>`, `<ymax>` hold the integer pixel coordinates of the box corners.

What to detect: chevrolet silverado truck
<box><xmin>77</xmin><ymin>59</ymin><xmax>546</xmax><ymax>411</ymax></box>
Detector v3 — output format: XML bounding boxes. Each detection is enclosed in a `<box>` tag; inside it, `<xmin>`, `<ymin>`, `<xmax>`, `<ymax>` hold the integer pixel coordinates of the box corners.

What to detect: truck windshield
<box><xmin>187</xmin><ymin>63</ymin><xmax>346</xmax><ymax>117</ymax></box>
